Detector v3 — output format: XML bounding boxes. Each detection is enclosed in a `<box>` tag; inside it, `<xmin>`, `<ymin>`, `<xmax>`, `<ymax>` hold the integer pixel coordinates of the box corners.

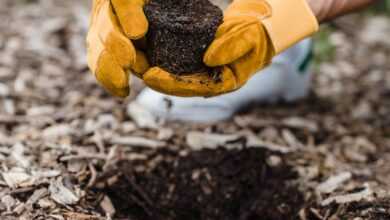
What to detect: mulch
<box><xmin>0</xmin><ymin>0</ymin><xmax>390</xmax><ymax>219</ymax></box>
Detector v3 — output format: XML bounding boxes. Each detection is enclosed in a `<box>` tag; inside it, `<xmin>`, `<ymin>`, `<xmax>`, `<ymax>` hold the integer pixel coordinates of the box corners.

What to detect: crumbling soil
<box><xmin>103</xmin><ymin>148</ymin><xmax>304</xmax><ymax>220</ymax></box>
<box><xmin>144</xmin><ymin>0</ymin><xmax>223</xmax><ymax>74</ymax></box>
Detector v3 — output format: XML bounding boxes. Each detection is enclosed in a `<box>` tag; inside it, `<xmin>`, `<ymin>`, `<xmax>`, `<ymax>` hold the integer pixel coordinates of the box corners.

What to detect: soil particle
<box><xmin>144</xmin><ymin>0</ymin><xmax>223</xmax><ymax>74</ymax></box>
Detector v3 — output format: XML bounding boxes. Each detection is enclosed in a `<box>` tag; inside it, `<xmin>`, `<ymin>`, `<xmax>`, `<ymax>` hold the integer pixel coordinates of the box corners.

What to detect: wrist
<box><xmin>306</xmin><ymin>0</ymin><xmax>323</xmax><ymax>22</ymax></box>
<box><xmin>262</xmin><ymin>0</ymin><xmax>319</xmax><ymax>53</ymax></box>
<box><xmin>306</xmin><ymin>0</ymin><xmax>376</xmax><ymax>23</ymax></box>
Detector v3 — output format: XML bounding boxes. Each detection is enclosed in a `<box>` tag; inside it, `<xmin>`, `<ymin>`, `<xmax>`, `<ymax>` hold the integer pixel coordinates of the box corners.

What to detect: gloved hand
<box><xmin>143</xmin><ymin>0</ymin><xmax>319</xmax><ymax>97</ymax></box>
<box><xmin>87</xmin><ymin>0</ymin><xmax>149</xmax><ymax>97</ymax></box>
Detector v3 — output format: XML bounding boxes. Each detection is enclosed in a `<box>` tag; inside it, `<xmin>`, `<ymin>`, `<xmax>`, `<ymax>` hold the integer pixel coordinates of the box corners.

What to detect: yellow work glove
<box><xmin>87</xmin><ymin>0</ymin><xmax>149</xmax><ymax>97</ymax></box>
<box><xmin>142</xmin><ymin>0</ymin><xmax>319</xmax><ymax>97</ymax></box>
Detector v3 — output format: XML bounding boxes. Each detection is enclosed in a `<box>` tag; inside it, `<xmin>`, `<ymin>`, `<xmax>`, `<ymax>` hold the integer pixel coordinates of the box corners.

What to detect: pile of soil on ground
<box><xmin>144</xmin><ymin>0</ymin><xmax>223</xmax><ymax>74</ymax></box>
<box><xmin>103</xmin><ymin>148</ymin><xmax>304</xmax><ymax>220</ymax></box>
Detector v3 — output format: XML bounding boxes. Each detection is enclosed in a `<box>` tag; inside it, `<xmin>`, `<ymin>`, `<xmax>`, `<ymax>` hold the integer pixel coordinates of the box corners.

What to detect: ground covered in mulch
<box><xmin>1</xmin><ymin>0</ymin><xmax>390</xmax><ymax>219</ymax></box>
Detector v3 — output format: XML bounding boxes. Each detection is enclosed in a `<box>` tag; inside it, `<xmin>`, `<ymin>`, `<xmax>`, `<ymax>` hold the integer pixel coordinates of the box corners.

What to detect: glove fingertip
<box><xmin>204</xmin><ymin>52</ymin><xmax>221</xmax><ymax>67</ymax></box>
<box><xmin>204</xmin><ymin>41</ymin><xmax>227</xmax><ymax>67</ymax></box>
<box><xmin>106</xmin><ymin>31</ymin><xmax>137</xmax><ymax>67</ymax></box>
<box><xmin>114</xmin><ymin>3</ymin><xmax>149</xmax><ymax>40</ymax></box>
<box><xmin>131</xmin><ymin>50</ymin><xmax>150</xmax><ymax>78</ymax></box>
<box><xmin>205</xmin><ymin>22</ymin><xmax>259</xmax><ymax>67</ymax></box>
<box><xmin>110</xmin><ymin>87</ymin><xmax>130</xmax><ymax>98</ymax></box>
<box><xmin>95</xmin><ymin>52</ymin><xmax>131</xmax><ymax>98</ymax></box>
<box><xmin>124</xmin><ymin>12</ymin><xmax>149</xmax><ymax>39</ymax></box>
<box><xmin>204</xmin><ymin>44</ymin><xmax>237</xmax><ymax>67</ymax></box>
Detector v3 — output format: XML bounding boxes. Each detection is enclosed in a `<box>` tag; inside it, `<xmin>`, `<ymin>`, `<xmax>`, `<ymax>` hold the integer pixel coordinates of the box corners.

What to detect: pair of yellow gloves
<box><xmin>87</xmin><ymin>0</ymin><xmax>318</xmax><ymax>98</ymax></box>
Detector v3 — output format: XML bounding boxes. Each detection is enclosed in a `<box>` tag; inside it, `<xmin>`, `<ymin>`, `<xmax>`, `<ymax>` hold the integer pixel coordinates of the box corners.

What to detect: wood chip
<box><xmin>13</xmin><ymin>203</ymin><xmax>26</xmax><ymax>215</ymax></box>
<box><xmin>186</xmin><ymin>132</ymin><xmax>241</xmax><ymax>150</ymax></box>
<box><xmin>43</xmin><ymin>124</ymin><xmax>73</xmax><ymax>140</ymax></box>
<box><xmin>317</xmin><ymin>172</ymin><xmax>352</xmax><ymax>194</ymax></box>
<box><xmin>1</xmin><ymin>168</ymin><xmax>60</xmax><ymax>189</ymax></box>
<box><xmin>38</xmin><ymin>197</ymin><xmax>56</xmax><ymax>209</ymax></box>
<box><xmin>157</xmin><ymin>128</ymin><xmax>174</xmax><ymax>141</ymax></box>
<box><xmin>26</xmin><ymin>106</ymin><xmax>55</xmax><ymax>116</ymax></box>
<box><xmin>244</xmin><ymin>131</ymin><xmax>293</xmax><ymax>153</ymax></box>
<box><xmin>60</xmin><ymin>153</ymin><xmax>107</xmax><ymax>162</ymax></box>
<box><xmin>32</xmin><ymin>170</ymin><xmax>61</xmax><ymax>179</ymax></box>
<box><xmin>14</xmin><ymin>188</ymin><xmax>48</xmax><ymax>214</ymax></box>
<box><xmin>2</xmin><ymin>170</ymin><xmax>32</xmax><ymax>189</ymax></box>
<box><xmin>1</xmin><ymin>195</ymin><xmax>17</xmax><ymax>211</ymax></box>
<box><xmin>321</xmin><ymin>184</ymin><xmax>373</xmax><ymax>206</ymax></box>
<box><xmin>26</xmin><ymin>188</ymin><xmax>49</xmax><ymax>205</ymax></box>
<box><xmin>100</xmin><ymin>195</ymin><xmax>115</xmax><ymax>217</ymax></box>
<box><xmin>87</xmin><ymin>163</ymin><xmax>97</xmax><ymax>188</ymax></box>
<box><xmin>0</xmin><ymin>114</ymin><xmax>26</xmax><ymax>124</ymax></box>
<box><xmin>186</xmin><ymin>131</ymin><xmax>293</xmax><ymax>153</ymax></box>
<box><xmin>282</xmin><ymin>129</ymin><xmax>303</xmax><ymax>149</ymax></box>
<box><xmin>11</xmin><ymin>143</ymin><xmax>31</xmax><ymax>168</ymax></box>
<box><xmin>64</xmin><ymin>212</ymin><xmax>102</xmax><ymax>220</ymax></box>
<box><xmin>127</xmin><ymin>101</ymin><xmax>158</xmax><ymax>129</ymax></box>
<box><xmin>49</xmin><ymin>178</ymin><xmax>80</xmax><ymax>205</ymax></box>
<box><xmin>282</xmin><ymin>117</ymin><xmax>319</xmax><ymax>132</ymax></box>
<box><xmin>0</xmin><ymin>83</ymin><xmax>10</xmax><ymax>96</ymax></box>
<box><xmin>110</xmin><ymin>136</ymin><xmax>165</xmax><ymax>149</ymax></box>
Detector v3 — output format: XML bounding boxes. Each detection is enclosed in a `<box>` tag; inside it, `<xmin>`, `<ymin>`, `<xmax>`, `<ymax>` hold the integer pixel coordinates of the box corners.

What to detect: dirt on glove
<box><xmin>144</xmin><ymin>0</ymin><xmax>223</xmax><ymax>75</ymax></box>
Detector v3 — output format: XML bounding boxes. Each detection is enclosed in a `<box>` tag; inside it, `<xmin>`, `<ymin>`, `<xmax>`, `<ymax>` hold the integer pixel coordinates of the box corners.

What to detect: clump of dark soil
<box><xmin>103</xmin><ymin>148</ymin><xmax>304</xmax><ymax>220</ymax></box>
<box><xmin>144</xmin><ymin>0</ymin><xmax>223</xmax><ymax>74</ymax></box>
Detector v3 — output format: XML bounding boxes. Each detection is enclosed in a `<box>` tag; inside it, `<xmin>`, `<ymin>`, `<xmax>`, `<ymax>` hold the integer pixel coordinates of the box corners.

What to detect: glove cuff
<box><xmin>262</xmin><ymin>0</ymin><xmax>319</xmax><ymax>54</ymax></box>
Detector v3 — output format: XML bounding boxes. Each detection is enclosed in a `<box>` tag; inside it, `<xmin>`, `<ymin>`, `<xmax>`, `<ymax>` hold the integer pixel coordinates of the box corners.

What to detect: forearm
<box><xmin>307</xmin><ymin>0</ymin><xmax>378</xmax><ymax>22</ymax></box>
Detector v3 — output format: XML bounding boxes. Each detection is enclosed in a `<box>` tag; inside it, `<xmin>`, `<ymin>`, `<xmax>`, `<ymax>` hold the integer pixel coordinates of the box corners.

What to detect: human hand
<box><xmin>143</xmin><ymin>0</ymin><xmax>318</xmax><ymax>97</ymax></box>
<box><xmin>86</xmin><ymin>0</ymin><xmax>149</xmax><ymax>97</ymax></box>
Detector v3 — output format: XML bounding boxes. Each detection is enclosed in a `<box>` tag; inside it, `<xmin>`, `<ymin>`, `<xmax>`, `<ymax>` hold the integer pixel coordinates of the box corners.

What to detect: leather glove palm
<box><xmin>87</xmin><ymin>0</ymin><xmax>149</xmax><ymax>97</ymax></box>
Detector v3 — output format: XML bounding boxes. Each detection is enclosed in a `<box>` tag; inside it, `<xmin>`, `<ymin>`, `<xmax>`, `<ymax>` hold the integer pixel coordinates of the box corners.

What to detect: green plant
<box><xmin>313</xmin><ymin>25</ymin><xmax>336</xmax><ymax>69</ymax></box>
<box><xmin>371</xmin><ymin>0</ymin><xmax>390</xmax><ymax>13</ymax></box>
